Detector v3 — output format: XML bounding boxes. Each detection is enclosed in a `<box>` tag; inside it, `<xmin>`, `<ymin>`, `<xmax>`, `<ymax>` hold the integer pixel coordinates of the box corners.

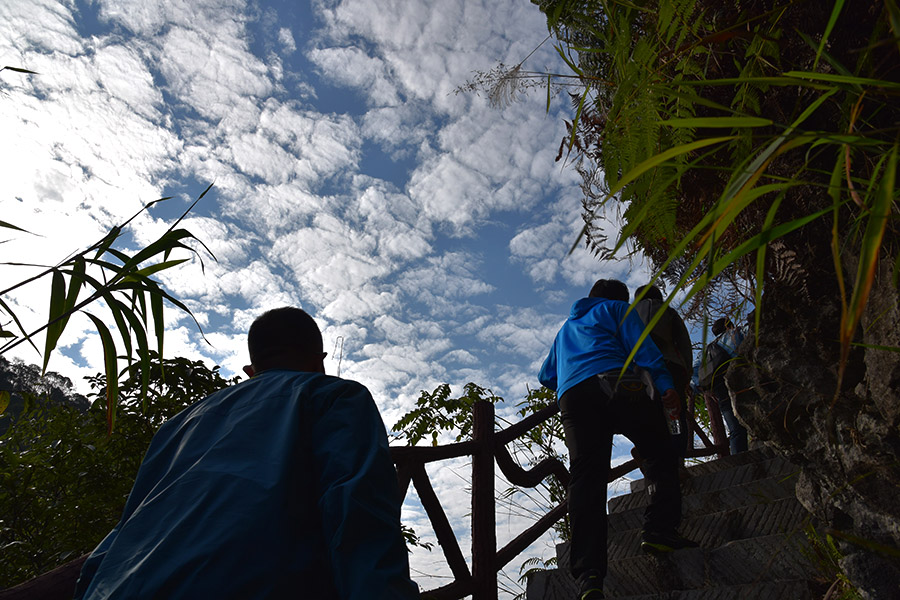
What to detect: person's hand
<box><xmin>661</xmin><ymin>389</ymin><xmax>681</xmax><ymax>418</ymax></box>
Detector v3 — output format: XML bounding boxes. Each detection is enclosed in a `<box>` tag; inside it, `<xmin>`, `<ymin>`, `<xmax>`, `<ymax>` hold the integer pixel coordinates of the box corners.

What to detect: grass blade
<box><xmin>659</xmin><ymin>117</ymin><xmax>773</xmax><ymax>128</ymax></box>
<box><xmin>42</xmin><ymin>270</ymin><xmax>67</xmax><ymax>374</ymax></box>
<box><xmin>815</xmin><ymin>0</ymin><xmax>845</xmax><ymax>69</ymax></box>
<box><xmin>840</xmin><ymin>144</ymin><xmax>897</xmax><ymax>372</ymax></box>
<box><xmin>84</xmin><ymin>312</ymin><xmax>119</xmax><ymax>434</ymax></box>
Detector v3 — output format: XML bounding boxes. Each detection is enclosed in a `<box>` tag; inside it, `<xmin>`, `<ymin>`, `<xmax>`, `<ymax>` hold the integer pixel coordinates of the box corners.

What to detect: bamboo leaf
<box><xmin>783</xmin><ymin>71</ymin><xmax>900</xmax><ymax>90</ymax></box>
<box><xmin>123</xmin><ymin>258</ymin><xmax>190</xmax><ymax>281</ymax></box>
<box><xmin>546</xmin><ymin>73</ymin><xmax>552</xmax><ymax>113</ymax></box>
<box><xmin>815</xmin><ymin>0</ymin><xmax>845</xmax><ymax>69</ymax></box>
<box><xmin>604</xmin><ymin>136</ymin><xmax>735</xmax><ymax>202</ymax></box>
<box><xmin>0</xmin><ymin>220</ymin><xmax>33</xmax><ymax>234</ymax></box>
<box><xmin>841</xmin><ymin>144</ymin><xmax>897</xmax><ymax>368</ymax></box>
<box><xmin>659</xmin><ymin>117</ymin><xmax>773</xmax><ymax>128</ymax></box>
<box><xmin>102</xmin><ymin>292</ymin><xmax>132</xmax><ymax>361</ymax></box>
<box><xmin>84</xmin><ymin>312</ymin><xmax>119</xmax><ymax>434</ymax></box>
<box><xmin>150</xmin><ymin>291</ymin><xmax>165</xmax><ymax>379</ymax></box>
<box><xmin>702</xmin><ymin>206</ymin><xmax>836</xmax><ymax>288</ymax></box>
<box><xmin>1</xmin><ymin>66</ymin><xmax>38</xmax><ymax>74</ymax></box>
<box><xmin>673</xmin><ymin>75</ymin><xmax>824</xmax><ymax>88</ymax></box>
<box><xmin>554</xmin><ymin>43</ymin><xmax>583</xmax><ymax>76</ymax></box>
<box><xmin>105</xmin><ymin>295</ymin><xmax>152</xmax><ymax>409</ymax></box>
<box><xmin>42</xmin><ymin>269</ymin><xmax>67</xmax><ymax>374</ymax></box>
<box><xmin>0</xmin><ymin>297</ymin><xmax>40</xmax><ymax>355</ymax></box>
<box><xmin>0</xmin><ymin>390</ymin><xmax>9</xmax><ymax>415</ymax></box>
<box><xmin>92</xmin><ymin>226</ymin><xmax>122</xmax><ymax>260</ymax></box>
<box><xmin>41</xmin><ymin>258</ymin><xmax>88</xmax><ymax>373</ymax></box>
<box><xmin>887</xmin><ymin>0</ymin><xmax>900</xmax><ymax>53</ymax></box>
<box><xmin>118</xmin><ymin>230</ymin><xmax>196</xmax><ymax>274</ymax></box>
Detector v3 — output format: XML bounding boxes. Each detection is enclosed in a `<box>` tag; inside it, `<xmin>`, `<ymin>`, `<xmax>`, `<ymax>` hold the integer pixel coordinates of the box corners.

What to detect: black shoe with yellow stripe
<box><xmin>575</xmin><ymin>570</ymin><xmax>604</xmax><ymax>599</ymax></box>
<box><xmin>640</xmin><ymin>529</ymin><xmax>699</xmax><ymax>555</ymax></box>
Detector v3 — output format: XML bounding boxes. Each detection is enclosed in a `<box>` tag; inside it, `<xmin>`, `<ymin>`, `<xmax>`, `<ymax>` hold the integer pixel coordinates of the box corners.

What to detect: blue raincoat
<box><xmin>539</xmin><ymin>297</ymin><xmax>674</xmax><ymax>398</ymax></box>
<box><xmin>74</xmin><ymin>369</ymin><xmax>418</xmax><ymax>600</ymax></box>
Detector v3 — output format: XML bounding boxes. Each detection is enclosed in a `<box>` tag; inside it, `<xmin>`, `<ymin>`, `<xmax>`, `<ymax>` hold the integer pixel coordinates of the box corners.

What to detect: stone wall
<box><xmin>728</xmin><ymin>252</ymin><xmax>900</xmax><ymax>599</ymax></box>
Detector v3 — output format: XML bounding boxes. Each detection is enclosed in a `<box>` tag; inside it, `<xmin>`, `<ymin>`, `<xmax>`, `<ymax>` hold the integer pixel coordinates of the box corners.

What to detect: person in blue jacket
<box><xmin>707</xmin><ymin>317</ymin><xmax>748</xmax><ymax>454</ymax></box>
<box><xmin>539</xmin><ymin>279</ymin><xmax>696</xmax><ymax>600</ymax></box>
<box><xmin>73</xmin><ymin>307</ymin><xmax>419</xmax><ymax>600</ymax></box>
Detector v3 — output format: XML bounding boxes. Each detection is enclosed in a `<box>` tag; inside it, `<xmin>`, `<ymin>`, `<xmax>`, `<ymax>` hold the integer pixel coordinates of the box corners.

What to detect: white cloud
<box><xmin>278</xmin><ymin>27</ymin><xmax>297</xmax><ymax>54</ymax></box>
<box><xmin>307</xmin><ymin>46</ymin><xmax>400</xmax><ymax>107</ymax></box>
<box><xmin>1</xmin><ymin>1</ymin><xmax>658</xmax><ymax>596</ymax></box>
<box><xmin>0</xmin><ymin>0</ymin><xmax>82</xmax><ymax>57</ymax></box>
<box><xmin>157</xmin><ymin>26</ymin><xmax>274</xmax><ymax>120</ymax></box>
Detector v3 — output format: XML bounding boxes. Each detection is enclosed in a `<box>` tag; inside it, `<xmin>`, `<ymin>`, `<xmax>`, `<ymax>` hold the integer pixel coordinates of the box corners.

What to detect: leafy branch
<box><xmin>0</xmin><ymin>185</ymin><xmax>215</xmax><ymax>432</ymax></box>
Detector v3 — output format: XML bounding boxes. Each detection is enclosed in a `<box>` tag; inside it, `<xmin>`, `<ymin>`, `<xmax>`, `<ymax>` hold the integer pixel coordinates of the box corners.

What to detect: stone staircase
<box><xmin>527</xmin><ymin>447</ymin><xmax>828</xmax><ymax>599</ymax></box>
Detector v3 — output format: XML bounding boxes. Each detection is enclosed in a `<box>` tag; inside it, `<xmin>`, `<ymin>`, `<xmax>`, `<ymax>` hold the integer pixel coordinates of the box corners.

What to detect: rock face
<box><xmin>727</xmin><ymin>252</ymin><xmax>900</xmax><ymax>599</ymax></box>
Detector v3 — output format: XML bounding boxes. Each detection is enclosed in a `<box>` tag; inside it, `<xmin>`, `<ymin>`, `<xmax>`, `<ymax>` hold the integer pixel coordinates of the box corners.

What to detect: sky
<box><xmin>1</xmin><ymin>0</ymin><xmax>658</xmax><ymax>595</ymax></box>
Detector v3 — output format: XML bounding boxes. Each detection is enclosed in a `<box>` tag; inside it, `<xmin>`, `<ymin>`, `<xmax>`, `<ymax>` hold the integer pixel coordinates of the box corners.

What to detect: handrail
<box><xmin>0</xmin><ymin>394</ymin><xmax>728</xmax><ymax>600</ymax></box>
<box><xmin>392</xmin><ymin>394</ymin><xmax>729</xmax><ymax>599</ymax></box>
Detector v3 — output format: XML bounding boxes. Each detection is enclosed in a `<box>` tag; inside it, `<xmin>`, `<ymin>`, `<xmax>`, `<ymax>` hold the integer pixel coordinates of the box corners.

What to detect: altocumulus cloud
<box><xmin>1</xmin><ymin>0</ymin><xmax>659</xmax><ymax>594</ymax></box>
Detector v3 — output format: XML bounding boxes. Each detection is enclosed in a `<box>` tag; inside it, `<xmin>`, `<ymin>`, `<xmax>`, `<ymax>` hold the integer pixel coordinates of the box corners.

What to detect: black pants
<box><xmin>560</xmin><ymin>375</ymin><xmax>682</xmax><ymax>582</ymax></box>
<box><xmin>667</xmin><ymin>361</ymin><xmax>691</xmax><ymax>460</ymax></box>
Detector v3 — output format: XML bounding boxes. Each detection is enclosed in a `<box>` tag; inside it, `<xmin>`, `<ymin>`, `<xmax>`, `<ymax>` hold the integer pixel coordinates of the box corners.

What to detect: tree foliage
<box><xmin>392</xmin><ymin>383</ymin><xmax>570</xmax><ymax>539</ymax></box>
<box><xmin>532</xmin><ymin>0</ymin><xmax>899</xmax><ymax>378</ymax></box>
<box><xmin>0</xmin><ymin>354</ymin><xmax>238</xmax><ymax>587</ymax></box>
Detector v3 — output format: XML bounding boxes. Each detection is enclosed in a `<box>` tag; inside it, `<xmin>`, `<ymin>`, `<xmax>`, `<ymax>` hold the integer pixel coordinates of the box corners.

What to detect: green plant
<box><xmin>391</xmin><ymin>382</ymin><xmax>503</xmax><ymax>446</ymax></box>
<box><xmin>801</xmin><ymin>523</ymin><xmax>864</xmax><ymax>600</ymax></box>
<box><xmin>1</xmin><ymin>188</ymin><xmax>214</xmax><ymax>431</ymax></box>
<box><xmin>530</xmin><ymin>0</ymin><xmax>899</xmax><ymax>387</ymax></box>
<box><xmin>391</xmin><ymin>383</ymin><xmax>569</xmax><ymax>597</ymax></box>
<box><xmin>0</xmin><ymin>353</ymin><xmax>236</xmax><ymax>586</ymax></box>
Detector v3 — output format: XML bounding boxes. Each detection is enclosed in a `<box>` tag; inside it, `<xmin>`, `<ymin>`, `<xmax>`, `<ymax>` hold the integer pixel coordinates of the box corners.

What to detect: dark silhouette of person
<box><xmin>634</xmin><ymin>284</ymin><xmax>694</xmax><ymax>460</ymax></box>
<box><xmin>74</xmin><ymin>307</ymin><xmax>419</xmax><ymax>600</ymax></box>
<box><xmin>539</xmin><ymin>280</ymin><xmax>696</xmax><ymax>600</ymax></box>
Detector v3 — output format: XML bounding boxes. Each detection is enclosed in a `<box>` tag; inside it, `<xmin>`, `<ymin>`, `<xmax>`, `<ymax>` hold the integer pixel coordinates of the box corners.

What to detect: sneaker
<box><xmin>576</xmin><ymin>570</ymin><xmax>604</xmax><ymax>599</ymax></box>
<box><xmin>640</xmin><ymin>530</ymin><xmax>700</xmax><ymax>555</ymax></box>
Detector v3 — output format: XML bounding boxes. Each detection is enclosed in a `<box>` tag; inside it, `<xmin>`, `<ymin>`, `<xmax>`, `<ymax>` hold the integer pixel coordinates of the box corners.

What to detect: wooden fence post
<box><xmin>471</xmin><ymin>400</ymin><xmax>497</xmax><ymax>600</ymax></box>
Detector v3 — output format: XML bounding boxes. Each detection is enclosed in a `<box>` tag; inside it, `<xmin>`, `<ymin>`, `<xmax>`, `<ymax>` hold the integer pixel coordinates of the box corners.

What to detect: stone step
<box><xmin>608</xmin><ymin>534</ymin><xmax>818</xmax><ymax>596</ymax></box>
<box><xmin>621</xmin><ymin>447</ymin><xmax>779</xmax><ymax>497</ymax></box>
<box><xmin>609</xmin><ymin>473</ymin><xmax>799</xmax><ymax>533</ymax></box>
<box><xmin>559</xmin><ymin>494</ymin><xmax>809</xmax><ymax>567</ymax></box>
<box><xmin>526</xmin><ymin>570</ymin><xmax>821</xmax><ymax>600</ymax></box>
<box><xmin>527</xmin><ymin>572</ymin><xmax>816</xmax><ymax>600</ymax></box>
<box><xmin>527</xmin><ymin>450</ymin><xmax>819</xmax><ymax>600</ymax></box>
<box><xmin>607</xmin><ymin>497</ymin><xmax>810</xmax><ymax>561</ymax></box>
<box><xmin>609</xmin><ymin>454</ymin><xmax>797</xmax><ymax>515</ymax></box>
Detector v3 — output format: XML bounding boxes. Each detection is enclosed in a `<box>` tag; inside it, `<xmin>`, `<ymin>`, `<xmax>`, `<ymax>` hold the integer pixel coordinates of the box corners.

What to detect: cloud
<box><xmin>278</xmin><ymin>27</ymin><xmax>297</xmax><ymax>54</ymax></box>
<box><xmin>307</xmin><ymin>46</ymin><xmax>400</xmax><ymax>107</ymax></box>
<box><xmin>2</xmin><ymin>2</ymin><xmax>653</xmax><ymax>595</ymax></box>
<box><xmin>0</xmin><ymin>0</ymin><xmax>82</xmax><ymax>57</ymax></box>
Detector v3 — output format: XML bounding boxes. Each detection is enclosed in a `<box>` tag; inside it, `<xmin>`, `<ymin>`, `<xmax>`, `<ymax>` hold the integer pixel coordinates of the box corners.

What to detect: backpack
<box><xmin>635</xmin><ymin>299</ymin><xmax>692</xmax><ymax>375</ymax></box>
<box><xmin>697</xmin><ymin>339</ymin><xmax>732</xmax><ymax>389</ymax></box>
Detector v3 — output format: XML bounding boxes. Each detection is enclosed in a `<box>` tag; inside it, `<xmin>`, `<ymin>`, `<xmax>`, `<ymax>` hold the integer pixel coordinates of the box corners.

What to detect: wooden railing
<box><xmin>0</xmin><ymin>397</ymin><xmax>729</xmax><ymax>600</ymax></box>
<box><xmin>391</xmin><ymin>394</ymin><xmax>728</xmax><ymax>600</ymax></box>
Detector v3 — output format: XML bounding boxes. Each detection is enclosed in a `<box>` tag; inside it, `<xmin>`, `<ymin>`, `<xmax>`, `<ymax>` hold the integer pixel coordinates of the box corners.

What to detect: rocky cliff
<box><xmin>729</xmin><ymin>251</ymin><xmax>900</xmax><ymax>599</ymax></box>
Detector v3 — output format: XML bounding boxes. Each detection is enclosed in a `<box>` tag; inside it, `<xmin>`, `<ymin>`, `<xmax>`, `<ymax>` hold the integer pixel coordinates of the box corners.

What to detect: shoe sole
<box><xmin>640</xmin><ymin>541</ymin><xmax>676</xmax><ymax>555</ymax></box>
<box><xmin>640</xmin><ymin>541</ymin><xmax>699</xmax><ymax>555</ymax></box>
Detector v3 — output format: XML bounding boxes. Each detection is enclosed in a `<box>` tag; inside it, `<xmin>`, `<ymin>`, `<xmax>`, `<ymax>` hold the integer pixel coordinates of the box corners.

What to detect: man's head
<box><xmin>712</xmin><ymin>317</ymin><xmax>733</xmax><ymax>336</ymax></box>
<box><xmin>244</xmin><ymin>307</ymin><xmax>326</xmax><ymax>377</ymax></box>
<box><xmin>588</xmin><ymin>279</ymin><xmax>629</xmax><ymax>302</ymax></box>
<box><xmin>635</xmin><ymin>284</ymin><xmax>663</xmax><ymax>302</ymax></box>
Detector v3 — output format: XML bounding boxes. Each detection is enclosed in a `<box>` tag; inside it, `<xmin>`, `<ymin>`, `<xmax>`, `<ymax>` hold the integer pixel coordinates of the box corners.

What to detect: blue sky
<box><xmin>1</xmin><ymin>0</ymin><xmax>659</xmax><ymax>594</ymax></box>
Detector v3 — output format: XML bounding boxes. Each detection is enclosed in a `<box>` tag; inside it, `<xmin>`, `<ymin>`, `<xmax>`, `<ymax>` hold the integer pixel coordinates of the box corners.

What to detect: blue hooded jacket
<box><xmin>73</xmin><ymin>369</ymin><xmax>418</xmax><ymax>600</ymax></box>
<box><xmin>539</xmin><ymin>297</ymin><xmax>675</xmax><ymax>399</ymax></box>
